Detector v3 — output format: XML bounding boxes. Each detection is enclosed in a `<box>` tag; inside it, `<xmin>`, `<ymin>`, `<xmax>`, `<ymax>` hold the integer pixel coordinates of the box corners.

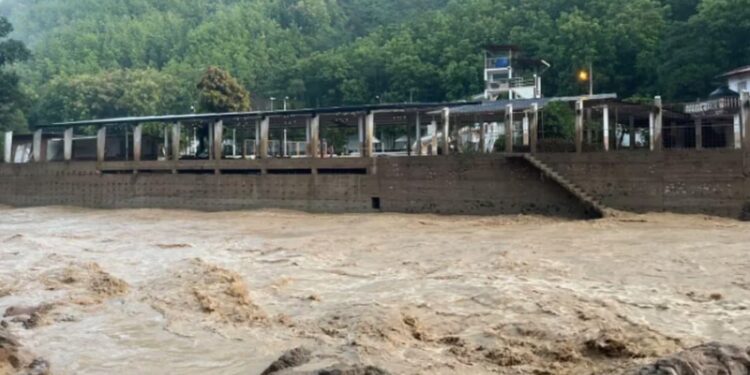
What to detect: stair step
<box><xmin>523</xmin><ymin>153</ymin><xmax>612</xmax><ymax>218</ymax></box>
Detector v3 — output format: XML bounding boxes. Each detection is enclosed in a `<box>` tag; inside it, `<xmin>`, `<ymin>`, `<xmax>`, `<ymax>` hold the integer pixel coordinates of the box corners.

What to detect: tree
<box><xmin>659</xmin><ymin>0</ymin><xmax>750</xmax><ymax>100</ymax></box>
<box><xmin>0</xmin><ymin>0</ymin><xmax>746</xmax><ymax>119</ymax></box>
<box><xmin>541</xmin><ymin>101</ymin><xmax>575</xmax><ymax>140</ymax></box>
<box><xmin>196</xmin><ymin>66</ymin><xmax>251</xmax><ymax>113</ymax></box>
<box><xmin>33</xmin><ymin>69</ymin><xmax>186</xmax><ymax>124</ymax></box>
<box><xmin>0</xmin><ymin>16</ymin><xmax>30</xmax><ymax>132</ymax></box>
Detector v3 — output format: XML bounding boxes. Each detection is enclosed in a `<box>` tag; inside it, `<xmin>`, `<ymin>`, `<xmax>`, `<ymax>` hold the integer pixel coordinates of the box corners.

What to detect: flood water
<box><xmin>2</xmin><ymin>206</ymin><xmax>749</xmax><ymax>374</ymax></box>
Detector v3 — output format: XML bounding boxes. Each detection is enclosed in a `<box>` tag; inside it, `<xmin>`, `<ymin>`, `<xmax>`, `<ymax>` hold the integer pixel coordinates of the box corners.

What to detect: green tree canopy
<box><xmin>33</xmin><ymin>69</ymin><xmax>187</xmax><ymax>124</ymax></box>
<box><xmin>0</xmin><ymin>16</ymin><xmax>30</xmax><ymax>132</ymax></box>
<box><xmin>0</xmin><ymin>0</ymin><xmax>746</xmax><ymax>126</ymax></box>
<box><xmin>196</xmin><ymin>66</ymin><xmax>251</xmax><ymax>113</ymax></box>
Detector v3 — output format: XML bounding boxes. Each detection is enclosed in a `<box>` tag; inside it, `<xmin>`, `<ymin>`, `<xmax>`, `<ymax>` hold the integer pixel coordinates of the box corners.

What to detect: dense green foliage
<box><xmin>0</xmin><ymin>0</ymin><xmax>747</xmax><ymax>128</ymax></box>
<box><xmin>34</xmin><ymin>69</ymin><xmax>186</xmax><ymax>122</ymax></box>
<box><xmin>0</xmin><ymin>16</ymin><xmax>29</xmax><ymax>132</ymax></box>
<box><xmin>197</xmin><ymin>66</ymin><xmax>251</xmax><ymax>113</ymax></box>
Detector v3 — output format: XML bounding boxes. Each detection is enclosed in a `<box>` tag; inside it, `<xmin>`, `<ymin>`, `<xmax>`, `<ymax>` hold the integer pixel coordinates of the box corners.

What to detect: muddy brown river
<box><xmin>1</xmin><ymin>206</ymin><xmax>749</xmax><ymax>374</ymax></box>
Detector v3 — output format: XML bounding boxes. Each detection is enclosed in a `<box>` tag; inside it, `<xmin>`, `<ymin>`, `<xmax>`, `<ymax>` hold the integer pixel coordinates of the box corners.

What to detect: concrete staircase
<box><xmin>521</xmin><ymin>154</ymin><xmax>614</xmax><ymax>218</ymax></box>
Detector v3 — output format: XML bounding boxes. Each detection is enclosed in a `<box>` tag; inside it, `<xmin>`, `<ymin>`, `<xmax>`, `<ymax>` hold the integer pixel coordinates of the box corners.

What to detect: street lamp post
<box><xmin>270</xmin><ymin>97</ymin><xmax>276</xmax><ymax>111</ymax></box>
<box><xmin>283</xmin><ymin>96</ymin><xmax>289</xmax><ymax>111</ymax></box>
<box><xmin>578</xmin><ymin>63</ymin><xmax>593</xmax><ymax>96</ymax></box>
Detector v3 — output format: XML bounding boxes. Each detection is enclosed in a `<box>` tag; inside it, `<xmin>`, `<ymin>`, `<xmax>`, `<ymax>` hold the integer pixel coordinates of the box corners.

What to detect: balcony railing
<box><xmin>486</xmin><ymin>77</ymin><xmax>536</xmax><ymax>92</ymax></box>
<box><xmin>684</xmin><ymin>97</ymin><xmax>740</xmax><ymax>115</ymax></box>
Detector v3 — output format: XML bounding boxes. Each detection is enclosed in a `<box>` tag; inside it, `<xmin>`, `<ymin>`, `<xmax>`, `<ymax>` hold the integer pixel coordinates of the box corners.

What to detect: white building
<box><xmin>482</xmin><ymin>45</ymin><xmax>549</xmax><ymax>101</ymax></box>
<box><xmin>720</xmin><ymin>65</ymin><xmax>750</xmax><ymax>94</ymax></box>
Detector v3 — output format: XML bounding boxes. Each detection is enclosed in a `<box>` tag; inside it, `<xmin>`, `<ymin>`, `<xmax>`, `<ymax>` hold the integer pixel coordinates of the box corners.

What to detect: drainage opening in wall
<box><xmin>372</xmin><ymin>197</ymin><xmax>381</xmax><ymax>210</ymax></box>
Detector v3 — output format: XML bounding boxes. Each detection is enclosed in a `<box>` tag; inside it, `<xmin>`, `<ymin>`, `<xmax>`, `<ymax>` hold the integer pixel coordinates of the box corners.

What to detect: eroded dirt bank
<box><xmin>1</xmin><ymin>206</ymin><xmax>749</xmax><ymax>374</ymax></box>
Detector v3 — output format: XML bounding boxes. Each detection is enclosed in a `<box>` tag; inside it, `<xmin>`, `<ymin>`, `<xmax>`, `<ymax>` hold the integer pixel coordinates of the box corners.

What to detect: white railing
<box><xmin>487</xmin><ymin>77</ymin><xmax>536</xmax><ymax>91</ymax></box>
<box><xmin>684</xmin><ymin>97</ymin><xmax>740</xmax><ymax>114</ymax></box>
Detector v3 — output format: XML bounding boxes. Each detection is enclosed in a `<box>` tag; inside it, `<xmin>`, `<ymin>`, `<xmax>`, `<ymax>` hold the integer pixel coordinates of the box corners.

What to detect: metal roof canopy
<box><xmin>441</xmin><ymin>94</ymin><xmax>618</xmax><ymax>116</ymax></box>
<box><xmin>36</xmin><ymin>102</ymin><xmax>479</xmax><ymax>130</ymax></box>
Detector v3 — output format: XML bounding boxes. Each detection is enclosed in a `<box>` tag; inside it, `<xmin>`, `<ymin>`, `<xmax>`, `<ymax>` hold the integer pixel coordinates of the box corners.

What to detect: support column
<box><xmin>430</xmin><ymin>120</ymin><xmax>438</xmax><ymax>155</ymax></box>
<box><xmin>133</xmin><ymin>124</ymin><xmax>143</xmax><ymax>162</ymax></box>
<box><xmin>213</xmin><ymin>120</ymin><xmax>223</xmax><ymax>161</ymax></box>
<box><xmin>3</xmin><ymin>131</ymin><xmax>12</xmax><ymax>163</ymax></box>
<box><xmin>614</xmin><ymin>107</ymin><xmax>620</xmax><ymax>150</ymax></box>
<box><xmin>64</xmin><ymin>128</ymin><xmax>73</xmax><ymax>161</ymax></box>
<box><xmin>306</xmin><ymin>115</ymin><xmax>319</xmax><ymax>158</ymax></box>
<box><xmin>530</xmin><ymin>103</ymin><xmax>539</xmax><ymax>153</ymax></box>
<box><xmin>242</xmin><ymin>132</ymin><xmax>248</xmax><ymax>159</ymax></box>
<box><xmin>586</xmin><ymin>108</ymin><xmax>593</xmax><ymax>146</ymax></box>
<box><xmin>478</xmin><ymin>118</ymin><xmax>486</xmax><ymax>153</ymax></box>
<box><xmin>357</xmin><ymin>116</ymin><xmax>364</xmax><ymax>155</ymax></box>
<box><xmin>207</xmin><ymin>123</ymin><xmax>213</xmax><ymax>160</ymax></box>
<box><xmin>629</xmin><ymin>116</ymin><xmax>635</xmax><ymax>150</ymax></box>
<box><xmin>232</xmin><ymin>128</ymin><xmax>237</xmax><ymax>157</ymax></box>
<box><xmin>125</xmin><ymin>128</ymin><xmax>130</xmax><ymax>161</ymax></box>
<box><xmin>522</xmin><ymin>112</ymin><xmax>530</xmax><ymax>147</ymax></box>
<box><xmin>652</xmin><ymin>96</ymin><xmax>663</xmax><ymax>152</ymax></box>
<box><xmin>441</xmin><ymin>108</ymin><xmax>450</xmax><ymax>155</ymax></box>
<box><xmin>741</xmin><ymin>91</ymin><xmax>750</xmax><ymax>150</ymax></box>
<box><xmin>415</xmin><ymin>112</ymin><xmax>422</xmax><ymax>156</ymax></box>
<box><xmin>259</xmin><ymin>117</ymin><xmax>270</xmax><ymax>159</ymax></box>
<box><xmin>649</xmin><ymin>112</ymin><xmax>655</xmax><ymax>150</ymax></box>
<box><xmin>255</xmin><ymin>120</ymin><xmax>260</xmax><ymax>157</ymax></box>
<box><xmin>172</xmin><ymin>122</ymin><xmax>181</xmax><ymax>161</ymax></box>
<box><xmin>602</xmin><ymin>105</ymin><xmax>610</xmax><ymax>152</ymax></box>
<box><xmin>505</xmin><ymin>104</ymin><xmax>513</xmax><ymax>153</ymax></box>
<box><xmin>96</xmin><ymin>127</ymin><xmax>106</xmax><ymax>163</ymax></box>
<box><xmin>575</xmin><ymin>100</ymin><xmax>584</xmax><ymax>153</ymax></box>
<box><xmin>734</xmin><ymin>113</ymin><xmax>742</xmax><ymax>149</ymax></box>
<box><xmin>33</xmin><ymin>129</ymin><xmax>42</xmax><ymax>162</ymax></box>
<box><xmin>695</xmin><ymin>118</ymin><xmax>703</xmax><ymax>150</ymax></box>
<box><xmin>282</xmin><ymin>129</ymin><xmax>288</xmax><ymax>157</ymax></box>
<box><xmin>363</xmin><ymin>112</ymin><xmax>375</xmax><ymax>158</ymax></box>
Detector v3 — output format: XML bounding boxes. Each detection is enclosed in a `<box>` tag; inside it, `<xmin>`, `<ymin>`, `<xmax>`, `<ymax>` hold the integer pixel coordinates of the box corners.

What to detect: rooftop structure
<box><xmin>483</xmin><ymin>45</ymin><xmax>549</xmax><ymax>101</ymax></box>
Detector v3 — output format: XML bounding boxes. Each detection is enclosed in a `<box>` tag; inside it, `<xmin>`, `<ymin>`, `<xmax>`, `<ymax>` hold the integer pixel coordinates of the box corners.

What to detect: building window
<box><xmin>738</xmin><ymin>81</ymin><xmax>747</xmax><ymax>93</ymax></box>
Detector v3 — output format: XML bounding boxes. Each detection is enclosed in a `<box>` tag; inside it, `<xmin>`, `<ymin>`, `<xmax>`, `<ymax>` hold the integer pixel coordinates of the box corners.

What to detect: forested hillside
<box><xmin>0</xmin><ymin>0</ymin><xmax>748</xmax><ymax>128</ymax></box>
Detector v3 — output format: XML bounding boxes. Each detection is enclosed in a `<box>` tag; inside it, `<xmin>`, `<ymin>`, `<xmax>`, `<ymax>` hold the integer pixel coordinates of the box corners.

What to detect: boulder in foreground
<box><xmin>630</xmin><ymin>342</ymin><xmax>750</xmax><ymax>375</ymax></box>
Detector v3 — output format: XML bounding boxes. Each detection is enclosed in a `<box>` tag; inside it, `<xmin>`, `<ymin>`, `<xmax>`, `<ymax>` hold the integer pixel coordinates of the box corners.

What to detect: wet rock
<box><xmin>0</xmin><ymin>326</ymin><xmax>30</xmax><ymax>373</ymax></box>
<box><xmin>261</xmin><ymin>347</ymin><xmax>312</xmax><ymax>375</ymax></box>
<box><xmin>1</xmin><ymin>326</ymin><xmax>51</xmax><ymax>374</ymax></box>
<box><xmin>484</xmin><ymin>346</ymin><xmax>536</xmax><ymax>367</ymax></box>
<box><xmin>312</xmin><ymin>365</ymin><xmax>390</xmax><ymax>375</ymax></box>
<box><xmin>3</xmin><ymin>304</ymin><xmax>53</xmax><ymax>319</ymax></box>
<box><xmin>4</xmin><ymin>304</ymin><xmax>55</xmax><ymax>329</ymax></box>
<box><xmin>585</xmin><ymin>328</ymin><xmax>678</xmax><ymax>359</ymax></box>
<box><xmin>27</xmin><ymin>358</ymin><xmax>51</xmax><ymax>375</ymax></box>
<box><xmin>629</xmin><ymin>342</ymin><xmax>750</xmax><ymax>375</ymax></box>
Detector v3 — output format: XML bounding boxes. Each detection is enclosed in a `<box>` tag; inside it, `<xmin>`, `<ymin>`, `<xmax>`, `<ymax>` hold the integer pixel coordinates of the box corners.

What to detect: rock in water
<box><xmin>631</xmin><ymin>342</ymin><xmax>750</xmax><ymax>375</ymax></box>
<box><xmin>313</xmin><ymin>365</ymin><xmax>390</xmax><ymax>375</ymax></box>
<box><xmin>261</xmin><ymin>347</ymin><xmax>312</xmax><ymax>375</ymax></box>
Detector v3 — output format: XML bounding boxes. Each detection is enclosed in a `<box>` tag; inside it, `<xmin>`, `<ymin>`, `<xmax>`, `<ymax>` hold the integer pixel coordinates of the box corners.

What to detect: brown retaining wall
<box><xmin>536</xmin><ymin>150</ymin><xmax>750</xmax><ymax>219</ymax></box>
<box><xmin>2</xmin><ymin>151</ymin><xmax>747</xmax><ymax>218</ymax></box>
<box><xmin>0</xmin><ymin>156</ymin><xmax>588</xmax><ymax>217</ymax></box>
